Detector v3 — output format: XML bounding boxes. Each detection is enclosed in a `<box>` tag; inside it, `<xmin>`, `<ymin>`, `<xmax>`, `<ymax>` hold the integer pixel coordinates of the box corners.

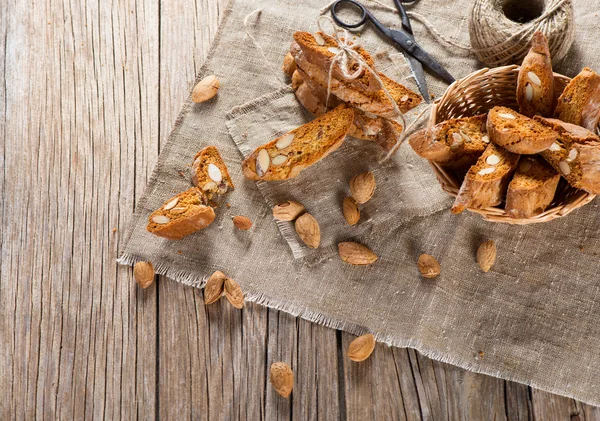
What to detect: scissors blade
<box><xmin>405</xmin><ymin>54</ymin><xmax>430</xmax><ymax>103</ymax></box>
<box><xmin>408</xmin><ymin>46</ymin><xmax>456</xmax><ymax>85</ymax></box>
<box><xmin>388</xmin><ymin>29</ymin><xmax>456</xmax><ymax>85</ymax></box>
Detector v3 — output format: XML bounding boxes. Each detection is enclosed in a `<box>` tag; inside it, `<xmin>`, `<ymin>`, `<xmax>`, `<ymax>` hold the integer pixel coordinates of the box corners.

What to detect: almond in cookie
<box><xmin>487</xmin><ymin>106</ymin><xmax>556</xmax><ymax>154</ymax></box>
<box><xmin>242</xmin><ymin>104</ymin><xmax>354</xmax><ymax>181</ymax></box>
<box><xmin>192</xmin><ymin>146</ymin><xmax>234</xmax><ymax>201</ymax></box>
<box><xmin>535</xmin><ymin>117</ymin><xmax>600</xmax><ymax>194</ymax></box>
<box><xmin>409</xmin><ymin>114</ymin><xmax>488</xmax><ymax>174</ymax></box>
<box><xmin>451</xmin><ymin>142</ymin><xmax>520</xmax><ymax>213</ymax></box>
<box><xmin>516</xmin><ymin>31</ymin><xmax>555</xmax><ymax>117</ymax></box>
<box><xmin>147</xmin><ymin>187</ymin><xmax>215</xmax><ymax>240</ymax></box>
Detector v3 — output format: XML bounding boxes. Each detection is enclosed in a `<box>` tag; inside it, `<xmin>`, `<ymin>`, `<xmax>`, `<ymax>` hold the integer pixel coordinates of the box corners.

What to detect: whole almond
<box><xmin>270</xmin><ymin>362</ymin><xmax>294</xmax><ymax>398</ymax></box>
<box><xmin>343</xmin><ymin>196</ymin><xmax>360</xmax><ymax>225</ymax></box>
<box><xmin>348</xmin><ymin>333</ymin><xmax>376</xmax><ymax>362</ymax></box>
<box><xmin>477</xmin><ymin>240</ymin><xmax>497</xmax><ymax>272</ymax></box>
<box><xmin>295</xmin><ymin>213</ymin><xmax>320</xmax><ymax>248</ymax></box>
<box><xmin>273</xmin><ymin>200</ymin><xmax>305</xmax><ymax>221</ymax></box>
<box><xmin>338</xmin><ymin>242</ymin><xmax>378</xmax><ymax>266</ymax></box>
<box><xmin>417</xmin><ymin>254</ymin><xmax>440</xmax><ymax>279</ymax></box>
<box><xmin>204</xmin><ymin>271</ymin><xmax>227</xmax><ymax>304</ymax></box>
<box><xmin>133</xmin><ymin>262</ymin><xmax>155</xmax><ymax>289</ymax></box>
<box><xmin>282</xmin><ymin>52</ymin><xmax>297</xmax><ymax>77</ymax></box>
<box><xmin>350</xmin><ymin>172</ymin><xmax>376</xmax><ymax>204</ymax></box>
<box><xmin>224</xmin><ymin>277</ymin><xmax>244</xmax><ymax>309</ymax></box>
<box><xmin>233</xmin><ymin>215</ymin><xmax>252</xmax><ymax>230</ymax></box>
<box><xmin>192</xmin><ymin>75</ymin><xmax>220</xmax><ymax>103</ymax></box>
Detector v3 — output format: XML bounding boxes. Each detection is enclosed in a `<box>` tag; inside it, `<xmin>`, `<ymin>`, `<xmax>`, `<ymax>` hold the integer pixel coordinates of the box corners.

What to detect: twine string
<box><xmin>319</xmin><ymin>0</ymin><xmax>574</xmax><ymax>65</ymax></box>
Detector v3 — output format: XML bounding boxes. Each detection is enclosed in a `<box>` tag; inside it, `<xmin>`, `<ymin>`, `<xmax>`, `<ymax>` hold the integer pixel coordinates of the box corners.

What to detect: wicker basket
<box><xmin>428</xmin><ymin>64</ymin><xmax>596</xmax><ymax>224</ymax></box>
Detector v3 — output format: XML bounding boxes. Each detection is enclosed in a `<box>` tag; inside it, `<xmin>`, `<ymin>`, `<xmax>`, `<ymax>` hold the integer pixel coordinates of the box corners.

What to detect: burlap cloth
<box><xmin>118</xmin><ymin>0</ymin><xmax>600</xmax><ymax>406</ymax></box>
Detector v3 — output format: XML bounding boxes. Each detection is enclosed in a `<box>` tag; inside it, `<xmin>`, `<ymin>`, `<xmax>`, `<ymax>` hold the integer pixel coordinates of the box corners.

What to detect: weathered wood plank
<box><xmin>0</xmin><ymin>0</ymin><xmax>159</xmax><ymax>418</ymax></box>
<box><xmin>2</xmin><ymin>0</ymin><xmax>600</xmax><ymax>419</ymax></box>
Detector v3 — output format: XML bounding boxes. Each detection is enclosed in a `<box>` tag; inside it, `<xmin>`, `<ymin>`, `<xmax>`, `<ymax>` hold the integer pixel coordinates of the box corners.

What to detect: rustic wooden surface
<box><xmin>1</xmin><ymin>0</ymin><xmax>600</xmax><ymax>419</ymax></box>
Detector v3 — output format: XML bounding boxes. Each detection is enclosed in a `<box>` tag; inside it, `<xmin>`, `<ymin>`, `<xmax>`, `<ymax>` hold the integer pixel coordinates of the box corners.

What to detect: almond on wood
<box><xmin>270</xmin><ymin>362</ymin><xmax>294</xmax><ymax>398</ymax></box>
<box><xmin>133</xmin><ymin>261</ymin><xmax>155</xmax><ymax>289</ymax></box>
<box><xmin>204</xmin><ymin>270</ymin><xmax>227</xmax><ymax>304</ymax></box>
<box><xmin>348</xmin><ymin>333</ymin><xmax>376</xmax><ymax>362</ymax></box>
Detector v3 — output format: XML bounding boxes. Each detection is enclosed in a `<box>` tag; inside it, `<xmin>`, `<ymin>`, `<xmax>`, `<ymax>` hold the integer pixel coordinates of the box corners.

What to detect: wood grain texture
<box><xmin>1</xmin><ymin>0</ymin><xmax>599</xmax><ymax>419</ymax></box>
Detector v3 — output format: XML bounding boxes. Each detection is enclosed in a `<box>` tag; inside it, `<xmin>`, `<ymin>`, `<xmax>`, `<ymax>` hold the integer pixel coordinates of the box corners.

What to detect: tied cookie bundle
<box><xmin>241</xmin><ymin>22</ymin><xmax>424</xmax><ymax>182</ymax></box>
<box><xmin>409</xmin><ymin>31</ymin><xmax>600</xmax><ymax>222</ymax></box>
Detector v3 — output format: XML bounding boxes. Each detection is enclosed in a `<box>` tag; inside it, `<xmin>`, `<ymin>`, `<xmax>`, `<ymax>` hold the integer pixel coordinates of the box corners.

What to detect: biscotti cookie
<box><xmin>242</xmin><ymin>104</ymin><xmax>354</xmax><ymax>181</ymax></box>
<box><xmin>147</xmin><ymin>188</ymin><xmax>216</xmax><ymax>240</ymax></box>
<box><xmin>505</xmin><ymin>155</ymin><xmax>560</xmax><ymax>219</ymax></box>
<box><xmin>487</xmin><ymin>106</ymin><xmax>556</xmax><ymax>154</ymax></box>
<box><xmin>408</xmin><ymin>114</ymin><xmax>489</xmax><ymax>172</ymax></box>
<box><xmin>293</xmin><ymin>50</ymin><xmax>419</xmax><ymax>118</ymax></box>
<box><xmin>292</xmin><ymin>70</ymin><xmax>402</xmax><ymax>151</ymax></box>
<box><xmin>291</xmin><ymin>40</ymin><xmax>421</xmax><ymax>113</ymax></box>
<box><xmin>191</xmin><ymin>146</ymin><xmax>234</xmax><ymax>201</ymax></box>
<box><xmin>516</xmin><ymin>31</ymin><xmax>554</xmax><ymax>117</ymax></box>
<box><xmin>451</xmin><ymin>142</ymin><xmax>520</xmax><ymax>214</ymax></box>
<box><xmin>535</xmin><ymin>117</ymin><xmax>600</xmax><ymax>194</ymax></box>
<box><xmin>554</xmin><ymin>67</ymin><xmax>600</xmax><ymax>132</ymax></box>
<box><xmin>293</xmin><ymin>31</ymin><xmax>380</xmax><ymax>93</ymax></box>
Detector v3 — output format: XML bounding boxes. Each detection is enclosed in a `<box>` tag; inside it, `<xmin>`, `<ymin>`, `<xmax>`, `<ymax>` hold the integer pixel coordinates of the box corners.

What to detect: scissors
<box><xmin>331</xmin><ymin>0</ymin><xmax>455</xmax><ymax>103</ymax></box>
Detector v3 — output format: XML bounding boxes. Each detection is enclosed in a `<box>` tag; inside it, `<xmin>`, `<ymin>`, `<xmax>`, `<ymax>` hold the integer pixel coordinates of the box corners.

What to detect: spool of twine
<box><xmin>469</xmin><ymin>0</ymin><xmax>575</xmax><ymax>67</ymax></box>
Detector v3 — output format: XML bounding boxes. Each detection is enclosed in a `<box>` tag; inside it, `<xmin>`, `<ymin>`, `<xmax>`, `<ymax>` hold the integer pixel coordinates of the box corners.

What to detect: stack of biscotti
<box><xmin>409</xmin><ymin>31</ymin><xmax>600</xmax><ymax>219</ymax></box>
<box><xmin>281</xmin><ymin>31</ymin><xmax>421</xmax><ymax>153</ymax></box>
<box><xmin>147</xmin><ymin>146</ymin><xmax>234</xmax><ymax>240</ymax></box>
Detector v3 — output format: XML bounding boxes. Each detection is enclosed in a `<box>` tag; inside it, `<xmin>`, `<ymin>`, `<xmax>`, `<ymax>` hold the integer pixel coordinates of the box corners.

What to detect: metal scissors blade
<box><xmin>404</xmin><ymin>53</ymin><xmax>430</xmax><ymax>103</ymax></box>
<box><xmin>388</xmin><ymin>29</ymin><xmax>455</xmax><ymax>85</ymax></box>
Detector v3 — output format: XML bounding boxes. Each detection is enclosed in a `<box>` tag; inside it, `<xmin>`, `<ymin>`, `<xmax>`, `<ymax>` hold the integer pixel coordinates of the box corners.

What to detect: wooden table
<box><xmin>2</xmin><ymin>0</ymin><xmax>599</xmax><ymax>418</ymax></box>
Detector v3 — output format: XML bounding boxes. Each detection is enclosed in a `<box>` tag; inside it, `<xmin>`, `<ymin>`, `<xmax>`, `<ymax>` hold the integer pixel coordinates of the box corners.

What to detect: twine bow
<box><xmin>317</xmin><ymin>17</ymin><xmax>434</xmax><ymax>161</ymax></box>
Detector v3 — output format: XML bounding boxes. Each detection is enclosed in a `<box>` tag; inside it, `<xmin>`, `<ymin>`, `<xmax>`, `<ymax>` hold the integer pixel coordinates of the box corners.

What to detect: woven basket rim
<box><xmin>428</xmin><ymin>65</ymin><xmax>596</xmax><ymax>224</ymax></box>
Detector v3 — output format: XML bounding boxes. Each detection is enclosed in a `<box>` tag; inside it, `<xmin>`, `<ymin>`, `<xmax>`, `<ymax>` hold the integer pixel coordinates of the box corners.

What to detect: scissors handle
<box><xmin>331</xmin><ymin>0</ymin><xmax>391</xmax><ymax>35</ymax></box>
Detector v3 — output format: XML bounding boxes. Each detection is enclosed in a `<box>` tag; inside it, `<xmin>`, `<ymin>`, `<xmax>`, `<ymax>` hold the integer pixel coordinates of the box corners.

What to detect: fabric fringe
<box><xmin>116</xmin><ymin>251</ymin><xmax>600</xmax><ymax>407</ymax></box>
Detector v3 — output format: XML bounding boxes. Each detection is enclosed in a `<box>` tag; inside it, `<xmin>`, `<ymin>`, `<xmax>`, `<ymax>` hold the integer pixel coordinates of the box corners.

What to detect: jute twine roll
<box><xmin>469</xmin><ymin>0</ymin><xmax>574</xmax><ymax>67</ymax></box>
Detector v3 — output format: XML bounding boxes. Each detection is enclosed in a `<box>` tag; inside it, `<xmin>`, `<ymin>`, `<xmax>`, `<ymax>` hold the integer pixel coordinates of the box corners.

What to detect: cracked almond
<box><xmin>204</xmin><ymin>271</ymin><xmax>227</xmax><ymax>304</ymax></box>
<box><xmin>477</xmin><ymin>240</ymin><xmax>496</xmax><ymax>272</ymax></box>
<box><xmin>338</xmin><ymin>242</ymin><xmax>377</xmax><ymax>265</ymax></box>
<box><xmin>417</xmin><ymin>254</ymin><xmax>440</xmax><ymax>278</ymax></box>
<box><xmin>343</xmin><ymin>196</ymin><xmax>360</xmax><ymax>226</ymax></box>
<box><xmin>348</xmin><ymin>334</ymin><xmax>376</xmax><ymax>362</ymax></box>
<box><xmin>273</xmin><ymin>200</ymin><xmax>305</xmax><ymax>221</ymax></box>
<box><xmin>270</xmin><ymin>362</ymin><xmax>294</xmax><ymax>398</ymax></box>
<box><xmin>192</xmin><ymin>75</ymin><xmax>220</xmax><ymax>103</ymax></box>
<box><xmin>233</xmin><ymin>215</ymin><xmax>252</xmax><ymax>230</ymax></box>
<box><xmin>295</xmin><ymin>213</ymin><xmax>320</xmax><ymax>248</ymax></box>
<box><xmin>133</xmin><ymin>261</ymin><xmax>155</xmax><ymax>289</ymax></box>
<box><xmin>224</xmin><ymin>277</ymin><xmax>244</xmax><ymax>309</ymax></box>
<box><xmin>350</xmin><ymin>172</ymin><xmax>376</xmax><ymax>204</ymax></box>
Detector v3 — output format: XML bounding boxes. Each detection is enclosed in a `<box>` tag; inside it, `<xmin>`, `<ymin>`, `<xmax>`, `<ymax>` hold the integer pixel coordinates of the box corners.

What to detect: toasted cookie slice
<box><xmin>554</xmin><ymin>67</ymin><xmax>600</xmax><ymax>132</ymax></box>
<box><xmin>192</xmin><ymin>146</ymin><xmax>234</xmax><ymax>201</ymax></box>
<box><xmin>451</xmin><ymin>142</ymin><xmax>520</xmax><ymax>214</ymax></box>
<box><xmin>294</xmin><ymin>31</ymin><xmax>380</xmax><ymax>92</ymax></box>
<box><xmin>408</xmin><ymin>114</ymin><xmax>489</xmax><ymax>173</ymax></box>
<box><xmin>487</xmin><ymin>106</ymin><xmax>556</xmax><ymax>154</ymax></box>
<box><xmin>242</xmin><ymin>104</ymin><xmax>354</xmax><ymax>181</ymax></box>
<box><xmin>291</xmin><ymin>70</ymin><xmax>402</xmax><ymax>151</ymax></box>
<box><xmin>147</xmin><ymin>188</ymin><xmax>215</xmax><ymax>240</ymax></box>
<box><xmin>505</xmin><ymin>155</ymin><xmax>560</xmax><ymax>219</ymax></box>
<box><xmin>517</xmin><ymin>31</ymin><xmax>554</xmax><ymax>117</ymax></box>
<box><xmin>535</xmin><ymin>117</ymin><xmax>600</xmax><ymax>194</ymax></box>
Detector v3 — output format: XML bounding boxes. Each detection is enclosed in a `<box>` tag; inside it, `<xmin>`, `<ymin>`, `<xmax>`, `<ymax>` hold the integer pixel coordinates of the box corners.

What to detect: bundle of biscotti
<box><xmin>240</xmin><ymin>31</ymin><xmax>422</xmax><ymax>182</ymax></box>
<box><xmin>147</xmin><ymin>146</ymin><xmax>234</xmax><ymax>240</ymax></box>
<box><xmin>408</xmin><ymin>31</ymin><xmax>600</xmax><ymax>220</ymax></box>
<box><xmin>286</xmin><ymin>32</ymin><xmax>421</xmax><ymax>150</ymax></box>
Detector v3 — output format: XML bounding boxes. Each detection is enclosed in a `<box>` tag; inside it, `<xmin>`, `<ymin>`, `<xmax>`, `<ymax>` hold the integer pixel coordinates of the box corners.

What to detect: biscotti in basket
<box><xmin>408</xmin><ymin>31</ymin><xmax>598</xmax><ymax>224</ymax></box>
